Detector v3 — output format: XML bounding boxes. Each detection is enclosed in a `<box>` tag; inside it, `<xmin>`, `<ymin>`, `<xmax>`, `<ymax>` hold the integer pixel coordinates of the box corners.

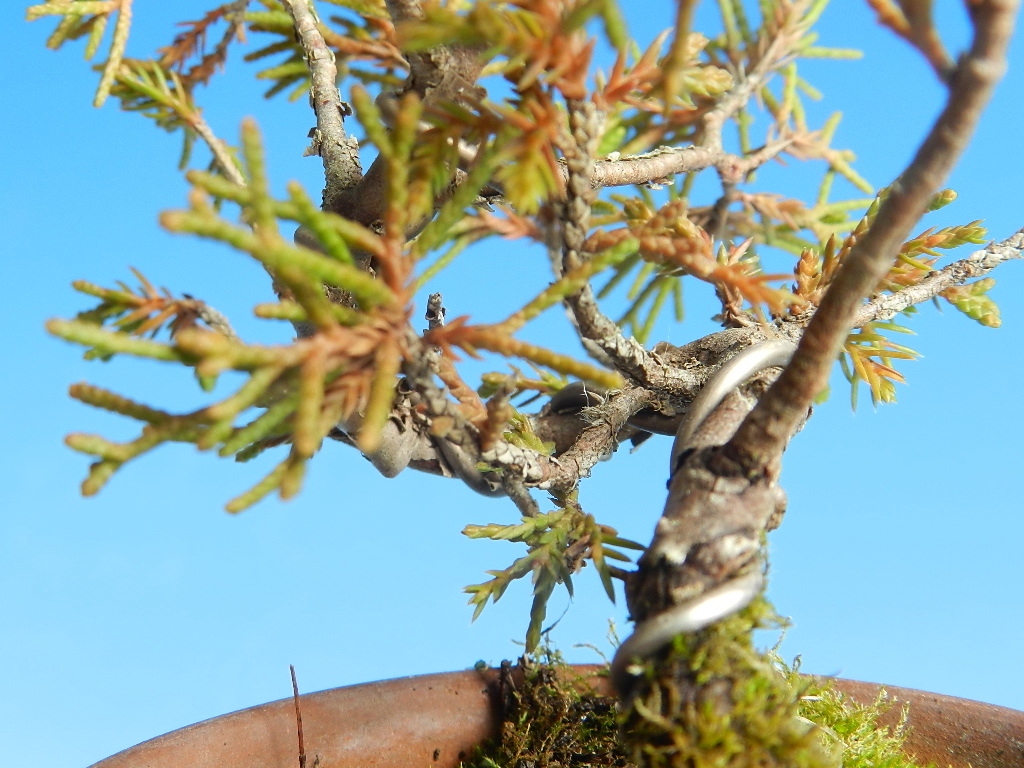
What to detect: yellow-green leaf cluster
<box><xmin>47</xmin><ymin>120</ymin><xmax>412</xmax><ymax>511</ymax></box>
<box><xmin>464</xmin><ymin>498</ymin><xmax>643</xmax><ymax>650</ymax></box>
<box><xmin>841</xmin><ymin>322</ymin><xmax>918</xmax><ymax>408</ymax></box>
<box><xmin>27</xmin><ymin>0</ymin><xmax>134</xmax><ymax>106</ymax></box>
<box><xmin>942</xmin><ymin>278</ymin><xmax>1001</xmax><ymax>328</ymax></box>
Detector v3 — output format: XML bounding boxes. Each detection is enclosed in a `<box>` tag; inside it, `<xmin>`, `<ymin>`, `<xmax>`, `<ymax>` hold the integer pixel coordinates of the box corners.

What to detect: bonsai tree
<box><xmin>23</xmin><ymin>0</ymin><xmax>1022</xmax><ymax>765</ymax></box>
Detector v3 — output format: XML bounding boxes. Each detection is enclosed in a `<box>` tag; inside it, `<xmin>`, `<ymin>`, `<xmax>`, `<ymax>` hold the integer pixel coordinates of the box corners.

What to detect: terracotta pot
<box><xmin>88</xmin><ymin>666</ymin><xmax>1024</xmax><ymax>768</ymax></box>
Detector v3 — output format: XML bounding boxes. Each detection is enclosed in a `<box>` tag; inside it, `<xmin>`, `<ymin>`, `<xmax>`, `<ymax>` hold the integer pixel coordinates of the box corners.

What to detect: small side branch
<box><xmin>191</xmin><ymin>111</ymin><xmax>246</xmax><ymax>187</ymax></box>
<box><xmin>189</xmin><ymin>297</ymin><xmax>240</xmax><ymax>341</ymax></box>
<box><xmin>855</xmin><ymin>228</ymin><xmax>1024</xmax><ymax>325</ymax></box>
<box><xmin>290</xmin><ymin>664</ymin><xmax>307</xmax><ymax>768</ymax></box>
<box><xmin>583</xmin><ymin>138</ymin><xmax>793</xmax><ymax>190</ymax></box>
<box><xmin>282</xmin><ymin>0</ymin><xmax>362</xmax><ymax>211</ymax></box>
<box><xmin>539</xmin><ymin>386</ymin><xmax>657</xmax><ymax>493</ymax></box>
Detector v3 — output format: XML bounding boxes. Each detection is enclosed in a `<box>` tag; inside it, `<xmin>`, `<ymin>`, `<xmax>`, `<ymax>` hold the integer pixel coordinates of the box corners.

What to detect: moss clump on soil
<box><xmin>618</xmin><ymin>598</ymin><xmax>837</xmax><ymax>768</ymax></box>
<box><xmin>464</xmin><ymin>626</ymin><xmax>926</xmax><ymax>768</ymax></box>
<box><xmin>467</xmin><ymin>652</ymin><xmax>633</xmax><ymax>768</ymax></box>
<box><xmin>798</xmin><ymin>684</ymin><xmax>922</xmax><ymax>768</ymax></box>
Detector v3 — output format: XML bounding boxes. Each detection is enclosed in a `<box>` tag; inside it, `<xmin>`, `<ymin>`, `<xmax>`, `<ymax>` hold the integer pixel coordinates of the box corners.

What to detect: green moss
<box><xmin>797</xmin><ymin>682</ymin><xmax>925</xmax><ymax>768</ymax></box>
<box><xmin>465</xmin><ymin>618</ymin><xmax>927</xmax><ymax>768</ymax></box>
<box><xmin>463</xmin><ymin>650</ymin><xmax>632</xmax><ymax>768</ymax></box>
<box><xmin>619</xmin><ymin>599</ymin><xmax>838</xmax><ymax>768</ymax></box>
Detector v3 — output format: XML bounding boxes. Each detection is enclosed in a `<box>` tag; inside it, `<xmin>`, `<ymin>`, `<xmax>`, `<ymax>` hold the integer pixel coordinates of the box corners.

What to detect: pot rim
<box><xmin>87</xmin><ymin>665</ymin><xmax>1024</xmax><ymax>768</ymax></box>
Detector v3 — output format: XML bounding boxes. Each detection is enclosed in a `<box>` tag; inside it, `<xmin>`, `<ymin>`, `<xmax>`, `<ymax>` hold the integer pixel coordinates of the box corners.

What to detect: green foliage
<box><xmin>109</xmin><ymin>59</ymin><xmax>194</xmax><ymax>131</ymax></box>
<box><xmin>27</xmin><ymin>0</ymin><xmax>133</xmax><ymax>107</ymax></box>
<box><xmin>107</xmin><ymin>59</ymin><xmax>221</xmax><ymax>171</ymax></box>
<box><xmin>398</xmin><ymin>0</ymin><xmax>626</xmax><ymax>62</ymax></box>
<box><xmin>33</xmin><ymin>0</ymin><xmax>1013</xmax><ymax>669</ymax></box>
<box><xmin>789</xmin><ymin>190</ymin><xmax>994</xmax><ymax>408</ymax></box>
<box><xmin>797</xmin><ymin>681</ymin><xmax>922</xmax><ymax>768</ymax></box>
<box><xmin>164</xmin><ymin>127</ymin><xmax>392</xmax><ymax>308</ymax></box>
<box><xmin>620</xmin><ymin>599</ymin><xmax>826</xmax><ymax>768</ymax></box>
<box><xmin>616</xmin><ymin>598</ymin><xmax>931</xmax><ymax>768</ymax></box>
<box><xmin>942</xmin><ymin>278</ymin><xmax>1001</xmax><ymax>327</ymax></box>
<box><xmin>47</xmin><ymin>121</ymin><xmax>403</xmax><ymax>511</ymax></box>
<box><xmin>581</xmin><ymin>0</ymin><xmax>876</xmax><ymax>341</ymax></box>
<box><xmin>464</xmin><ymin>495</ymin><xmax>643</xmax><ymax>651</ymax></box>
<box><xmin>840</xmin><ymin>322</ymin><xmax>918</xmax><ymax>408</ymax></box>
<box><xmin>478</xmin><ymin>367</ymin><xmax>569</xmax><ymax>401</ymax></box>
<box><xmin>245</xmin><ymin>2</ymin><xmax>312</xmax><ymax>100</ymax></box>
<box><xmin>502</xmin><ymin>411</ymin><xmax>557</xmax><ymax>455</ymax></box>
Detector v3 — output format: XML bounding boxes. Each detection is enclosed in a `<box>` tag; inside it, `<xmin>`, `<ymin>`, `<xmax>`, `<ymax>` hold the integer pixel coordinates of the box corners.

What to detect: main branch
<box><xmin>725</xmin><ymin>0</ymin><xmax>1019</xmax><ymax>474</ymax></box>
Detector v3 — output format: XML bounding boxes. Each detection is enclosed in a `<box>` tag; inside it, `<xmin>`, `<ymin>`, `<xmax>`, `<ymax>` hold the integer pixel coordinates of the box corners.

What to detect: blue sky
<box><xmin>2</xmin><ymin>3</ymin><xmax>1022</xmax><ymax>767</ymax></box>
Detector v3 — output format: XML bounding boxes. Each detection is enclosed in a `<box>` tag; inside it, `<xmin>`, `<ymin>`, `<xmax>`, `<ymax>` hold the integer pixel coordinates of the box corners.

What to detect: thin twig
<box><xmin>290</xmin><ymin>664</ymin><xmax>306</xmax><ymax>768</ymax></box>
<box><xmin>865</xmin><ymin>0</ymin><xmax>956</xmax><ymax>82</ymax></box>
<box><xmin>561</xmin><ymin>25</ymin><xmax>794</xmax><ymax>196</ymax></box>
<box><xmin>726</xmin><ymin>0</ymin><xmax>1019</xmax><ymax>473</ymax></box>
<box><xmin>191</xmin><ymin>111</ymin><xmax>246</xmax><ymax>187</ymax></box>
<box><xmin>425</xmin><ymin>292</ymin><xmax>446</xmax><ymax>330</ymax></box>
<box><xmin>185</xmin><ymin>297</ymin><xmax>240</xmax><ymax>341</ymax></box>
<box><xmin>281</xmin><ymin>0</ymin><xmax>362</xmax><ymax>211</ymax></box>
<box><xmin>855</xmin><ymin>228</ymin><xmax>1024</xmax><ymax>326</ymax></box>
<box><xmin>582</xmin><ymin>137</ymin><xmax>787</xmax><ymax>190</ymax></box>
<box><xmin>503</xmin><ymin>477</ymin><xmax>541</xmax><ymax>517</ymax></box>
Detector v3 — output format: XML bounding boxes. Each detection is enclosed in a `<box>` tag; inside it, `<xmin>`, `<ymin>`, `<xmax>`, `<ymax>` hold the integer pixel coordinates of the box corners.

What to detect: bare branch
<box><xmin>866</xmin><ymin>0</ymin><xmax>957</xmax><ymax>82</ymax></box>
<box><xmin>325</xmin><ymin>0</ymin><xmax>484</xmax><ymax>227</ymax></box>
<box><xmin>188</xmin><ymin>297</ymin><xmax>240</xmax><ymax>342</ymax></box>
<box><xmin>501</xmin><ymin>476</ymin><xmax>541</xmax><ymax>518</ymax></box>
<box><xmin>584</xmin><ymin>137</ymin><xmax>790</xmax><ymax>190</ymax></box>
<box><xmin>289</xmin><ymin>665</ymin><xmax>307</xmax><ymax>768</ymax></box>
<box><xmin>539</xmin><ymin>386</ymin><xmax>658</xmax><ymax>494</ymax></box>
<box><xmin>191</xmin><ymin>111</ymin><xmax>246</xmax><ymax>187</ymax></box>
<box><xmin>855</xmin><ymin>228</ymin><xmax>1024</xmax><ymax>325</ymax></box>
<box><xmin>725</xmin><ymin>0</ymin><xmax>1019</xmax><ymax>473</ymax></box>
<box><xmin>384</xmin><ymin>0</ymin><xmax>422</xmax><ymax>24</ymax></box>
<box><xmin>563</xmin><ymin>285</ymin><xmax>655</xmax><ymax>377</ymax></box>
<box><xmin>555</xmin><ymin>100</ymin><xmax>662</xmax><ymax>380</ymax></box>
<box><xmin>583</xmin><ymin>35</ymin><xmax>794</xmax><ymax>192</ymax></box>
<box><xmin>435</xmin><ymin>211</ymin><xmax>1021</xmax><ymax>496</ymax></box>
<box><xmin>281</xmin><ymin>0</ymin><xmax>362</xmax><ymax>211</ymax></box>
